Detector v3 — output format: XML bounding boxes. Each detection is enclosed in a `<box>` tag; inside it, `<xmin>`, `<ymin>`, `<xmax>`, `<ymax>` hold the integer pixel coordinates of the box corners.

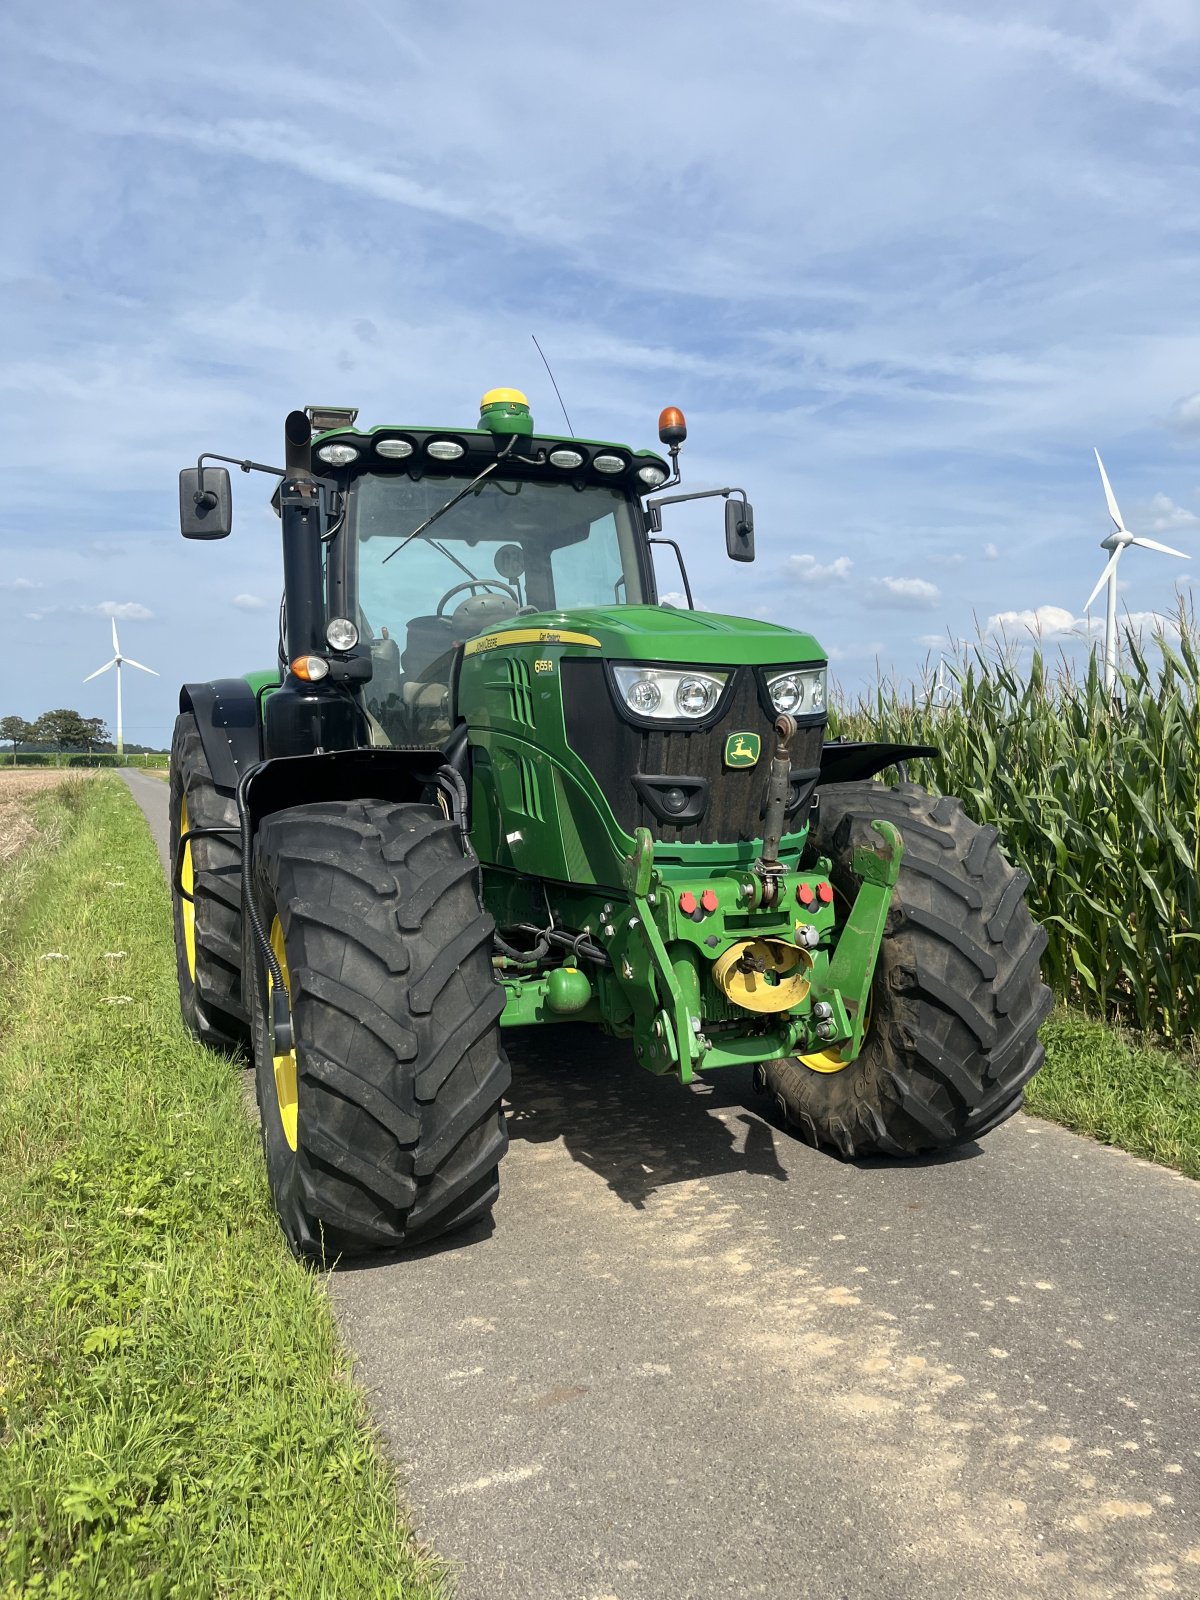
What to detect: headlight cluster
<box><xmin>613</xmin><ymin>665</ymin><xmax>728</xmax><ymax>721</ymax></box>
<box><xmin>767</xmin><ymin>667</ymin><xmax>826</xmax><ymax>715</ymax></box>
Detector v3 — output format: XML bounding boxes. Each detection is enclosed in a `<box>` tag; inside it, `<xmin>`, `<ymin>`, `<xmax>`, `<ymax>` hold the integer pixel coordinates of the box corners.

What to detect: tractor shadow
<box><xmin>502</xmin><ymin>1024</ymin><xmax>789</xmax><ymax>1209</ymax></box>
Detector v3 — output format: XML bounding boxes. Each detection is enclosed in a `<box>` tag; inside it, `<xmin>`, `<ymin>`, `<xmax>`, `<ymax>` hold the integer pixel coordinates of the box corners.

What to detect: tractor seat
<box><xmin>402</xmin><ymin>615</ymin><xmax>456</xmax><ymax>680</ymax></box>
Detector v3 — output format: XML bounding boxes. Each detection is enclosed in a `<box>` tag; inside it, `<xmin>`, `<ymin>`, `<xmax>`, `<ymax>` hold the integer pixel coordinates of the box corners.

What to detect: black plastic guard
<box><xmin>241</xmin><ymin>747</ymin><xmax>448</xmax><ymax>831</ymax></box>
<box><xmin>819</xmin><ymin>740</ymin><xmax>938</xmax><ymax>786</ymax></box>
<box><xmin>180</xmin><ymin>679</ymin><xmax>263</xmax><ymax>794</ymax></box>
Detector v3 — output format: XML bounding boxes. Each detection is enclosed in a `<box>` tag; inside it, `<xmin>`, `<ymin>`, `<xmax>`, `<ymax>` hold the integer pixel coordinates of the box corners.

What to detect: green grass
<box><xmin>1033</xmin><ymin>1008</ymin><xmax>1200</xmax><ymax>1179</ymax></box>
<box><xmin>0</xmin><ymin>777</ymin><xmax>449</xmax><ymax>1600</ymax></box>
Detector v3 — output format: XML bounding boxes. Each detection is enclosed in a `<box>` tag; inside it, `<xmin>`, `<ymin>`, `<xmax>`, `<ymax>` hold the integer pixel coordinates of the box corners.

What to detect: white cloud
<box><xmin>1170</xmin><ymin>392</ymin><xmax>1200</xmax><ymax>435</ymax></box>
<box><xmin>0</xmin><ymin>577</ymin><xmax>40</xmax><ymax>590</ymax></box>
<box><xmin>1149</xmin><ymin>493</ymin><xmax>1199</xmax><ymax>532</ymax></box>
<box><xmin>864</xmin><ymin>576</ymin><xmax>941</xmax><ymax>610</ymax></box>
<box><xmin>1120</xmin><ymin>609</ymin><xmax>1184</xmax><ymax>642</ymax></box>
<box><xmin>983</xmin><ymin>542</ymin><xmax>1000</xmax><ymax>560</ymax></box>
<box><xmin>88</xmin><ymin>601</ymin><xmax>154</xmax><ymax>621</ymax></box>
<box><xmin>917</xmin><ymin>633</ymin><xmax>946</xmax><ymax>648</ymax></box>
<box><xmin>233</xmin><ymin>593</ymin><xmax>270</xmax><ymax>611</ymax></box>
<box><xmin>785</xmin><ymin>554</ymin><xmax>853</xmax><ymax>586</ymax></box>
<box><xmin>985</xmin><ymin>604</ymin><xmax>1087</xmax><ymax>639</ymax></box>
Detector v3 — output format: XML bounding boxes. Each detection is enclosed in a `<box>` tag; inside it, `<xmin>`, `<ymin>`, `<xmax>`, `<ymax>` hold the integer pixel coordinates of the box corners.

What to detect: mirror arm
<box><xmin>646</xmin><ymin>484</ymin><xmax>747</xmax><ymax>516</ymax></box>
<box><xmin>195</xmin><ymin>451</ymin><xmax>286</xmax><ymax>503</ymax></box>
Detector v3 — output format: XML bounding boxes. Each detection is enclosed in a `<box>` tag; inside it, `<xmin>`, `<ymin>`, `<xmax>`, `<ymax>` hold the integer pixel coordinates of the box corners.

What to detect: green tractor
<box><xmin>171</xmin><ymin>390</ymin><xmax>1050</xmax><ymax>1259</ymax></box>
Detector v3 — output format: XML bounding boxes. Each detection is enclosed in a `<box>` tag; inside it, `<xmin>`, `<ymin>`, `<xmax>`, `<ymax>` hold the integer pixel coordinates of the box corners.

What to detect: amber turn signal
<box><xmin>290</xmin><ymin>654</ymin><xmax>329</xmax><ymax>682</ymax></box>
<box><xmin>658</xmin><ymin>406</ymin><xmax>687</xmax><ymax>446</ymax></box>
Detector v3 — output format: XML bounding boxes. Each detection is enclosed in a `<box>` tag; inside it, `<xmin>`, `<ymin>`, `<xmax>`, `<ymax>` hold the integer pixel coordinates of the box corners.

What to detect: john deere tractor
<box><xmin>171</xmin><ymin>390</ymin><xmax>1050</xmax><ymax>1259</ymax></box>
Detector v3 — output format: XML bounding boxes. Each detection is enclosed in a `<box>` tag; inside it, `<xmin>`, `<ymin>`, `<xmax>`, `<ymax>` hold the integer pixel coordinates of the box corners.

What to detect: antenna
<box><xmin>531</xmin><ymin>333</ymin><xmax>575</xmax><ymax>437</ymax></box>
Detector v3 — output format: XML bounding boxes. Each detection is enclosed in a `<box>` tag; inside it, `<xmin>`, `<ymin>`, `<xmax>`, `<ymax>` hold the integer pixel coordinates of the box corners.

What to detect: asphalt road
<box><xmin>122</xmin><ymin>770</ymin><xmax>1200</xmax><ymax>1599</ymax></box>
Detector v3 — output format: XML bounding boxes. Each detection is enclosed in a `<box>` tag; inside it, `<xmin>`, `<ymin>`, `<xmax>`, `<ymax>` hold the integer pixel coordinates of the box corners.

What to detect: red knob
<box><xmin>700</xmin><ymin>888</ymin><xmax>718</xmax><ymax>913</ymax></box>
<box><xmin>817</xmin><ymin>881</ymin><xmax>834</xmax><ymax>904</ymax></box>
<box><xmin>679</xmin><ymin>891</ymin><xmax>698</xmax><ymax>916</ymax></box>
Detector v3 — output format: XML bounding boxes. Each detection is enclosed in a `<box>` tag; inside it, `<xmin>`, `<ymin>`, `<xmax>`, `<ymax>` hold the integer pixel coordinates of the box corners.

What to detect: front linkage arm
<box><xmin>804</xmin><ymin>819</ymin><xmax>904</xmax><ymax>1063</ymax></box>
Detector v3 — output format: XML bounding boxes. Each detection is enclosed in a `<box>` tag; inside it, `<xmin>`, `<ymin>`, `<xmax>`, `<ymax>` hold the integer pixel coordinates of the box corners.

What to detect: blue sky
<box><xmin>2</xmin><ymin>0</ymin><xmax>1198</xmax><ymax>744</ymax></box>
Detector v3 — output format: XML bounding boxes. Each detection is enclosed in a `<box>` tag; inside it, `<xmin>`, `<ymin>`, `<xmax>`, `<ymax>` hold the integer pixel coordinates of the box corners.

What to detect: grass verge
<box><xmin>1033</xmin><ymin>1008</ymin><xmax>1200</xmax><ymax>1180</ymax></box>
<box><xmin>0</xmin><ymin>777</ymin><xmax>449</xmax><ymax>1599</ymax></box>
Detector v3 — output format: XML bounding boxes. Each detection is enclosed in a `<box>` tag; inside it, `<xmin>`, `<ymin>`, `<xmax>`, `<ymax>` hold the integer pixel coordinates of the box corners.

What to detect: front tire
<box><xmin>169</xmin><ymin>711</ymin><xmax>249</xmax><ymax>1053</ymax></box>
<box><xmin>764</xmin><ymin>782</ymin><xmax>1051</xmax><ymax>1157</ymax></box>
<box><xmin>248</xmin><ymin>799</ymin><xmax>510</xmax><ymax>1260</ymax></box>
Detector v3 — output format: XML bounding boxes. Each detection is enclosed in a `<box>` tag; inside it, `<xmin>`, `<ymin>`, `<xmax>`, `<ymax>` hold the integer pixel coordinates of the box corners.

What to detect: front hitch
<box><xmin>805</xmin><ymin>819</ymin><xmax>904</xmax><ymax>1062</ymax></box>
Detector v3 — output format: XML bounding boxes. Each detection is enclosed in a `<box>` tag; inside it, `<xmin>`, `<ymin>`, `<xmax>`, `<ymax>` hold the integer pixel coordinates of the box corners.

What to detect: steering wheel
<box><xmin>436</xmin><ymin>579</ymin><xmax>519</xmax><ymax>617</ymax></box>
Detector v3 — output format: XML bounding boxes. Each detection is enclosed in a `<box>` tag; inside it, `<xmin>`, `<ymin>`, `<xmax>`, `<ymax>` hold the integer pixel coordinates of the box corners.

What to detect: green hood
<box><xmin>473</xmin><ymin>605</ymin><xmax>825</xmax><ymax>667</ymax></box>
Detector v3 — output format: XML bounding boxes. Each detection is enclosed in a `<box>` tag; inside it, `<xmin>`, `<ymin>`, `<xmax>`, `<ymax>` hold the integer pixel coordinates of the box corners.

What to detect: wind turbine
<box><xmin>83</xmin><ymin>618</ymin><xmax>158</xmax><ymax>757</ymax></box>
<box><xmin>1085</xmin><ymin>450</ymin><xmax>1190</xmax><ymax>692</ymax></box>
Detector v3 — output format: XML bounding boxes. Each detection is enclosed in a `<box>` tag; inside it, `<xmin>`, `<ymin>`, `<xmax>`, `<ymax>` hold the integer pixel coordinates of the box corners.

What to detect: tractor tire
<box><xmin>247</xmin><ymin>798</ymin><xmax>510</xmax><ymax>1260</ymax></box>
<box><xmin>170</xmin><ymin>711</ymin><xmax>249</xmax><ymax>1053</ymax></box>
<box><xmin>762</xmin><ymin>781</ymin><xmax>1051</xmax><ymax>1157</ymax></box>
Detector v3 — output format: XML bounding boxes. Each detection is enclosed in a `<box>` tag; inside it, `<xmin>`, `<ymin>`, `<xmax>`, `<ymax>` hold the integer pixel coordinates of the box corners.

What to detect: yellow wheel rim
<box><xmin>180</xmin><ymin>795</ymin><xmax>196</xmax><ymax>982</ymax></box>
<box><xmin>268</xmin><ymin>916</ymin><xmax>299</xmax><ymax>1151</ymax></box>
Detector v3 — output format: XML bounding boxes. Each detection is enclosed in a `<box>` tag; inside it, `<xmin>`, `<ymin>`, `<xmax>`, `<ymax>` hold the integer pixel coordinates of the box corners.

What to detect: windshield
<box><xmin>346</xmin><ymin>473</ymin><xmax>647</xmax><ymax>746</ymax></box>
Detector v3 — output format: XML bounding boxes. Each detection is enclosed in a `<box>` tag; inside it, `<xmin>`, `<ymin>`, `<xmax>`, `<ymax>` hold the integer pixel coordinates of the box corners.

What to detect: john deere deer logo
<box><xmin>724</xmin><ymin>731</ymin><xmax>761</xmax><ymax>768</ymax></box>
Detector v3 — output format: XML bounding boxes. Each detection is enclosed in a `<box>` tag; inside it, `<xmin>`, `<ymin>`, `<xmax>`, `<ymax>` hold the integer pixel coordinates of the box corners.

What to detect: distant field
<box><xmin>0</xmin><ymin>769</ymin><xmax>97</xmax><ymax>866</ymax></box>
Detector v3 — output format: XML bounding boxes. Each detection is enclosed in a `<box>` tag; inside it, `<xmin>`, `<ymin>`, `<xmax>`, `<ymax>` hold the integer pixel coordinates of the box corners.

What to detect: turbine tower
<box><xmin>83</xmin><ymin>618</ymin><xmax>158</xmax><ymax>757</ymax></box>
<box><xmin>1085</xmin><ymin>450</ymin><xmax>1190</xmax><ymax>692</ymax></box>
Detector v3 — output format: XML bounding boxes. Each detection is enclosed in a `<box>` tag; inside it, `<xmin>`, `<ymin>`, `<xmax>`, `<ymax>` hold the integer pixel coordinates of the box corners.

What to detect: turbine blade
<box><xmin>123</xmin><ymin>656</ymin><xmax>159</xmax><ymax>676</ymax></box>
<box><xmin>1093</xmin><ymin>448</ymin><xmax>1127</xmax><ymax>533</ymax></box>
<box><xmin>83</xmin><ymin>658</ymin><xmax>117</xmax><ymax>682</ymax></box>
<box><xmin>1130</xmin><ymin>536</ymin><xmax>1190</xmax><ymax>560</ymax></box>
<box><xmin>111</xmin><ymin>616</ymin><xmax>119</xmax><ymax>654</ymax></box>
<box><xmin>1084</xmin><ymin>546</ymin><xmax>1122</xmax><ymax>612</ymax></box>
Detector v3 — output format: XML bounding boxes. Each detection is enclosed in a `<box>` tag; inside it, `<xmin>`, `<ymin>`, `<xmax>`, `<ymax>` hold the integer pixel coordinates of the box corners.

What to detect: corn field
<box><xmin>831</xmin><ymin>611</ymin><xmax>1200</xmax><ymax>1040</ymax></box>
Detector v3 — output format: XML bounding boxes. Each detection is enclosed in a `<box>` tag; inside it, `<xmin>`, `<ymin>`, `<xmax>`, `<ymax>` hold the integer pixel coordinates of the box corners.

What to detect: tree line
<box><xmin>2</xmin><ymin>710</ymin><xmax>111</xmax><ymax>751</ymax></box>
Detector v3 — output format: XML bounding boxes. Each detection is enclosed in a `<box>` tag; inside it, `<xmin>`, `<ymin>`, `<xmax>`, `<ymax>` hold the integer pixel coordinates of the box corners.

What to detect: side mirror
<box><xmin>179</xmin><ymin>467</ymin><xmax>232</xmax><ymax>539</ymax></box>
<box><xmin>725</xmin><ymin>498</ymin><xmax>754</xmax><ymax>562</ymax></box>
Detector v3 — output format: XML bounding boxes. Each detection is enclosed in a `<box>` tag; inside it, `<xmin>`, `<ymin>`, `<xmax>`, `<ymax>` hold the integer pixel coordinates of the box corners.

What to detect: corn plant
<box><xmin>832</xmin><ymin>605</ymin><xmax>1200</xmax><ymax>1039</ymax></box>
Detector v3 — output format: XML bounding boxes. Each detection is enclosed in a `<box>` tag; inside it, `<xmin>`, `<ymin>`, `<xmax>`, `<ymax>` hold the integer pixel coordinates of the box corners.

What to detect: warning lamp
<box><xmin>658</xmin><ymin>406</ymin><xmax>687</xmax><ymax>446</ymax></box>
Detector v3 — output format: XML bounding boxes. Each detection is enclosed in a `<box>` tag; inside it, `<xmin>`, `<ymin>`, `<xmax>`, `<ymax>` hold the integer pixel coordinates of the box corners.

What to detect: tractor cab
<box><xmin>284</xmin><ymin>389</ymin><xmax>677</xmax><ymax>748</ymax></box>
<box><xmin>345</xmin><ymin>470</ymin><xmax>650</xmax><ymax>745</ymax></box>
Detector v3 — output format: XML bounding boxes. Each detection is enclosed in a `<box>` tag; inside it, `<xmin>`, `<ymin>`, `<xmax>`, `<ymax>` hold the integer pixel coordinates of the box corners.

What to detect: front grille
<box><xmin>562</xmin><ymin>661</ymin><xmax>824</xmax><ymax>846</ymax></box>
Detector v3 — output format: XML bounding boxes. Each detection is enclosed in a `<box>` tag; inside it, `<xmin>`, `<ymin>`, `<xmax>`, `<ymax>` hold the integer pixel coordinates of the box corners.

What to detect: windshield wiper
<box><xmin>381</xmin><ymin>434</ymin><xmax>518</xmax><ymax>565</ymax></box>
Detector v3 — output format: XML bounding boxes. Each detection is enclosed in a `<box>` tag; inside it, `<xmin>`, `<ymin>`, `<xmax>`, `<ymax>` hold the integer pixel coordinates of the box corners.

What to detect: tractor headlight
<box><xmin>325</xmin><ymin>617</ymin><xmax>359</xmax><ymax>652</ymax></box>
<box><xmin>612</xmin><ymin>666</ymin><xmax>727</xmax><ymax>722</ymax></box>
<box><xmin>317</xmin><ymin>443</ymin><xmax>360</xmax><ymax>467</ymax></box>
<box><xmin>767</xmin><ymin>667</ymin><xmax>827</xmax><ymax>715</ymax></box>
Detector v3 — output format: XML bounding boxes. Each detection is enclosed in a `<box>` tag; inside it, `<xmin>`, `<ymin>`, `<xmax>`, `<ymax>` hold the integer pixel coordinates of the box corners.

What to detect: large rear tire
<box><xmin>762</xmin><ymin>781</ymin><xmax>1051</xmax><ymax>1157</ymax></box>
<box><xmin>169</xmin><ymin>711</ymin><xmax>249</xmax><ymax>1053</ymax></box>
<box><xmin>248</xmin><ymin>798</ymin><xmax>510</xmax><ymax>1260</ymax></box>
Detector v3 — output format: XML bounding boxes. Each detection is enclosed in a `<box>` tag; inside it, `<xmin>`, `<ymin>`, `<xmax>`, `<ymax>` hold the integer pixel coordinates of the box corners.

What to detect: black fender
<box><xmin>819</xmin><ymin>740</ymin><xmax>937</xmax><ymax>786</ymax></box>
<box><xmin>241</xmin><ymin>745</ymin><xmax>462</xmax><ymax>833</ymax></box>
<box><xmin>180</xmin><ymin>680</ymin><xmax>265</xmax><ymax>795</ymax></box>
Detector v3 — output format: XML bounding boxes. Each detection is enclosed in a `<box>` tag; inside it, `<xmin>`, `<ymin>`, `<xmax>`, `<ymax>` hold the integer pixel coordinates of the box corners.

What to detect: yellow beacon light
<box><xmin>479</xmin><ymin>386</ymin><xmax>534</xmax><ymax>436</ymax></box>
